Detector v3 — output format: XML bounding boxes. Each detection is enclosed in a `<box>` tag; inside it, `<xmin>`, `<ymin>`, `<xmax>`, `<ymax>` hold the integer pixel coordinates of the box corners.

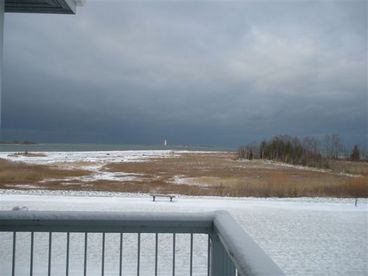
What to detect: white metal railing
<box><xmin>0</xmin><ymin>210</ymin><xmax>284</xmax><ymax>276</ymax></box>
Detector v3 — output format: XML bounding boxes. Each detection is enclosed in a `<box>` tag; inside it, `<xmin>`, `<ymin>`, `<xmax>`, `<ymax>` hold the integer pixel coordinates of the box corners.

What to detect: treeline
<box><xmin>237</xmin><ymin>134</ymin><xmax>367</xmax><ymax>168</ymax></box>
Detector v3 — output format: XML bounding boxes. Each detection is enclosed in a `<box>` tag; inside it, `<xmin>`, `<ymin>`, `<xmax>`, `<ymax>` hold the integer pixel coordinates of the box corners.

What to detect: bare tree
<box><xmin>360</xmin><ymin>147</ymin><xmax>368</xmax><ymax>161</ymax></box>
<box><xmin>324</xmin><ymin>134</ymin><xmax>343</xmax><ymax>159</ymax></box>
<box><xmin>331</xmin><ymin>134</ymin><xmax>343</xmax><ymax>159</ymax></box>
<box><xmin>303</xmin><ymin>137</ymin><xmax>321</xmax><ymax>165</ymax></box>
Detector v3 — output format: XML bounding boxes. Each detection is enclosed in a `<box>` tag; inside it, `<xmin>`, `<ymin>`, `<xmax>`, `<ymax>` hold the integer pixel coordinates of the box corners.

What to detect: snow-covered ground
<box><xmin>0</xmin><ymin>150</ymin><xmax>178</xmax><ymax>184</ymax></box>
<box><xmin>0</xmin><ymin>150</ymin><xmax>177</xmax><ymax>165</ymax></box>
<box><xmin>1</xmin><ymin>151</ymin><xmax>360</xmax><ymax>188</ymax></box>
<box><xmin>0</xmin><ymin>190</ymin><xmax>367</xmax><ymax>276</ymax></box>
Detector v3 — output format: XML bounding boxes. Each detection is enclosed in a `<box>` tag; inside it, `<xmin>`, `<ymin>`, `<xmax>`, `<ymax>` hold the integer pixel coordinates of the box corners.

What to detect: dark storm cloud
<box><xmin>2</xmin><ymin>0</ymin><xmax>367</xmax><ymax>146</ymax></box>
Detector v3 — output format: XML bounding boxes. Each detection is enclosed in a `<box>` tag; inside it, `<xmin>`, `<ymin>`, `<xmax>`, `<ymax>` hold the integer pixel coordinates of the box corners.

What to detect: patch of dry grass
<box><xmin>1</xmin><ymin>153</ymin><xmax>367</xmax><ymax>197</ymax></box>
<box><xmin>102</xmin><ymin>153</ymin><xmax>368</xmax><ymax>197</ymax></box>
<box><xmin>0</xmin><ymin>158</ymin><xmax>90</xmax><ymax>186</ymax></box>
<box><xmin>328</xmin><ymin>160</ymin><xmax>368</xmax><ymax>176</ymax></box>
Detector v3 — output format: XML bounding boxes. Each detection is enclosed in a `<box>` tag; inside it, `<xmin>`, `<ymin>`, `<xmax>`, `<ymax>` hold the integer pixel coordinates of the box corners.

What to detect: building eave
<box><xmin>4</xmin><ymin>0</ymin><xmax>84</xmax><ymax>14</ymax></box>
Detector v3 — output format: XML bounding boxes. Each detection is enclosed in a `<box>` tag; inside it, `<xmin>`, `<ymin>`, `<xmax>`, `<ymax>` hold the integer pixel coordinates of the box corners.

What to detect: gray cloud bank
<box><xmin>2</xmin><ymin>1</ymin><xmax>367</xmax><ymax>147</ymax></box>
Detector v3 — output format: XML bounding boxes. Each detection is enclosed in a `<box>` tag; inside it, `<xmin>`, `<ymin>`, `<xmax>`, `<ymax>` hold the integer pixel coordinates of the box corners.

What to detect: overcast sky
<box><xmin>2</xmin><ymin>0</ymin><xmax>367</xmax><ymax>147</ymax></box>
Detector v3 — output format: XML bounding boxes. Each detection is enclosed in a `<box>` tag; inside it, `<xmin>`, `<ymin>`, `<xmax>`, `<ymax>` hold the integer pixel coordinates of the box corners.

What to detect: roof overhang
<box><xmin>5</xmin><ymin>0</ymin><xmax>85</xmax><ymax>14</ymax></box>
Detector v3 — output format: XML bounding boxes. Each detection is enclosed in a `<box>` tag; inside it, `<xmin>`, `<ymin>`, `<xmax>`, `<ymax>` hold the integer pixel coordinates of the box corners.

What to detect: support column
<box><xmin>0</xmin><ymin>0</ymin><xmax>4</xmax><ymax>130</ymax></box>
<box><xmin>210</xmin><ymin>232</ymin><xmax>236</xmax><ymax>276</ymax></box>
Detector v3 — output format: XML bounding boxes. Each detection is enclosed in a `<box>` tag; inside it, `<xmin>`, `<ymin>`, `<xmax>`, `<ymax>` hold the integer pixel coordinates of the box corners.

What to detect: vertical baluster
<box><xmin>30</xmin><ymin>232</ymin><xmax>34</xmax><ymax>276</ymax></box>
<box><xmin>137</xmin><ymin>233</ymin><xmax>141</xmax><ymax>276</ymax></box>
<box><xmin>224</xmin><ymin>251</ymin><xmax>228</xmax><ymax>273</ymax></box>
<box><xmin>172</xmin><ymin>233</ymin><xmax>176</xmax><ymax>276</ymax></box>
<box><xmin>155</xmin><ymin>233</ymin><xmax>158</xmax><ymax>276</ymax></box>
<box><xmin>48</xmin><ymin>232</ymin><xmax>52</xmax><ymax>276</ymax></box>
<box><xmin>210</xmin><ymin>232</ymin><xmax>229</xmax><ymax>276</ymax></box>
<box><xmin>119</xmin><ymin>233</ymin><xmax>123</xmax><ymax>276</ymax></box>
<box><xmin>207</xmin><ymin>235</ymin><xmax>210</xmax><ymax>276</ymax></box>
<box><xmin>190</xmin><ymin>233</ymin><xmax>193</xmax><ymax>276</ymax></box>
<box><xmin>84</xmin><ymin>232</ymin><xmax>88</xmax><ymax>276</ymax></box>
<box><xmin>12</xmin><ymin>232</ymin><xmax>16</xmax><ymax>276</ymax></box>
<box><xmin>101</xmin><ymin>232</ymin><xmax>105</xmax><ymax>276</ymax></box>
<box><xmin>224</xmin><ymin>251</ymin><xmax>236</xmax><ymax>276</ymax></box>
<box><xmin>66</xmin><ymin>232</ymin><xmax>70</xmax><ymax>276</ymax></box>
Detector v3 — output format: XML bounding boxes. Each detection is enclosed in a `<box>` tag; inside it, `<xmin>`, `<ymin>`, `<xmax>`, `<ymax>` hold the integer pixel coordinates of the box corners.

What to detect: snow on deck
<box><xmin>0</xmin><ymin>190</ymin><xmax>367</xmax><ymax>275</ymax></box>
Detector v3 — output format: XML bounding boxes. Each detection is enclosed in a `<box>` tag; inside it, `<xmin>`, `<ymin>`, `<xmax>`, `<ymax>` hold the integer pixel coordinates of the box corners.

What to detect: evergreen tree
<box><xmin>350</xmin><ymin>145</ymin><xmax>360</xmax><ymax>161</ymax></box>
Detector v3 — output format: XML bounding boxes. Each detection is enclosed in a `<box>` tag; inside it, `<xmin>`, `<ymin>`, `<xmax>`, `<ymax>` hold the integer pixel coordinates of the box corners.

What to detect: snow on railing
<box><xmin>0</xmin><ymin>210</ymin><xmax>284</xmax><ymax>276</ymax></box>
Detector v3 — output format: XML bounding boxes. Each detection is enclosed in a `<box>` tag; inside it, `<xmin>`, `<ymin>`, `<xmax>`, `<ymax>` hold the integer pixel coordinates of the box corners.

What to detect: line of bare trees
<box><xmin>237</xmin><ymin>134</ymin><xmax>367</xmax><ymax>168</ymax></box>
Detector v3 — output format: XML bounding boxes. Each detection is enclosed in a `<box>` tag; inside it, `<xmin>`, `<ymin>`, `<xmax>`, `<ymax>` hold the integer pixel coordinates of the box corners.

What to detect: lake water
<box><xmin>0</xmin><ymin>143</ymin><xmax>234</xmax><ymax>152</ymax></box>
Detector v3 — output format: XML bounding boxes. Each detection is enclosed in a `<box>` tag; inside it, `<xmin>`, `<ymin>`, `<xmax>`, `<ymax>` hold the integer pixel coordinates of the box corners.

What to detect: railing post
<box><xmin>210</xmin><ymin>232</ymin><xmax>236</xmax><ymax>276</ymax></box>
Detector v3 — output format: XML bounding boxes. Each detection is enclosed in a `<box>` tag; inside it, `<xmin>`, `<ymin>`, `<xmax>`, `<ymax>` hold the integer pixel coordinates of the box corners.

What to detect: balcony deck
<box><xmin>0</xmin><ymin>210</ymin><xmax>284</xmax><ymax>276</ymax></box>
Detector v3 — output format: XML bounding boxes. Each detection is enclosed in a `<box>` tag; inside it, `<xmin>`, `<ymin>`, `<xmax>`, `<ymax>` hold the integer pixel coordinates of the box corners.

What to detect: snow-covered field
<box><xmin>0</xmin><ymin>150</ymin><xmax>178</xmax><ymax>165</ymax></box>
<box><xmin>0</xmin><ymin>150</ymin><xmax>179</xmax><ymax>184</ymax></box>
<box><xmin>0</xmin><ymin>190</ymin><xmax>367</xmax><ymax>276</ymax></box>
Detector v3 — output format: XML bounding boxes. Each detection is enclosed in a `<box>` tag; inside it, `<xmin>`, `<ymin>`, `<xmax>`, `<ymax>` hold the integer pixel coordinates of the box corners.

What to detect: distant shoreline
<box><xmin>0</xmin><ymin>141</ymin><xmax>36</xmax><ymax>145</ymax></box>
<box><xmin>0</xmin><ymin>143</ymin><xmax>234</xmax><ymax>152</ymax></box>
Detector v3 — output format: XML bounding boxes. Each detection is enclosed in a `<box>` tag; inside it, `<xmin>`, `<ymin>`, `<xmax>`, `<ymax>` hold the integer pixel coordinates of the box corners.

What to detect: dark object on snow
<box><xmin>151</xmin><ymin>194</ymin><xmax>175</xmax><ymax>202</ymax></box>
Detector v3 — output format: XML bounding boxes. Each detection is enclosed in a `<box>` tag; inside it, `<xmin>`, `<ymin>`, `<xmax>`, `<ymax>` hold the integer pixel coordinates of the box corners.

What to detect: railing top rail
<box><xmin>214</xmin><ymin>211</ymin><xmax>284</xmax><ymax>276</ymax></box>
<box><xmin>0</xmin><ymin>211</ymin><xmax>214</xmax><ymax>233</ymax></box>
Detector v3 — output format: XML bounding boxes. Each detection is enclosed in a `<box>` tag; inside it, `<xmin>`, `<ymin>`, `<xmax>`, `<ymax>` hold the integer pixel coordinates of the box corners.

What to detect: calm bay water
<box><xmin>0</xmin><ymin>143</ymin><xmax>234</xmax><ymax>152</ymax></box>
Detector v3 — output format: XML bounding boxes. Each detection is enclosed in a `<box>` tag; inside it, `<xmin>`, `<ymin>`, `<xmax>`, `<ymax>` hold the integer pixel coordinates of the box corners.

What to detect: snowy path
<box><xmin>0</xmin><ymin>191</ymin><xmax>367</xmax><ymax>275</ymax></box>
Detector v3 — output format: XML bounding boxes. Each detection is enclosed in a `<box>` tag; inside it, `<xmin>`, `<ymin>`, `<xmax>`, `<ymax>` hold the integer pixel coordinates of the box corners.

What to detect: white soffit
<box><xmin>5</xmin><ymin>0</ymin><xmax>85</xmax><ymax>14</ymax></box>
